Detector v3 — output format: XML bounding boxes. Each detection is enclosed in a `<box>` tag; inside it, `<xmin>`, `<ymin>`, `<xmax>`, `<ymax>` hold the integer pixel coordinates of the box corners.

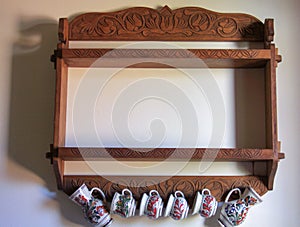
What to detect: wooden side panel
<box><xmin>63</xmin><ymin>175</ymin><xmax>268</xmax><ymax>203</ymax></box>
<box><xmin>264</xmin><ymin>19</ymin><xmax>274</xmax><ymax>48</ymax></box>
<box><xmin>58</xmin><ymin>18</ymin><xmax>69</xmax><ymax>47</ymax></box>
<box><xmin>53</xmin><ymin>157</ymin><xmax>64</xmax><ymax>190</ymax></box>
<box><xmin>68</xmin><ymin>6</ymin><xmax>264</xmax><ymax>41</ymax></box>
<box><xmin>265</xmin><ymin>44</ymin><xmax>279</xmax><ymax>190</ymax></box>
<box><xmin>53</xmin><ymin>58</ymin><xmax>68</xmax><ymax>148</ymax></box>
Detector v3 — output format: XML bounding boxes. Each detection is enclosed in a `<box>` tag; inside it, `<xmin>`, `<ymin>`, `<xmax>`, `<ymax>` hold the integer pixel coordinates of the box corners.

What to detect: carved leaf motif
<box><xmin>96</xmin><ymin>17</ymin><xmax>118</xmax><ymax>35</ymax></box>
<box><xmin>202</xmin><ymin>180</ymin><xmax>225</xmax><ymax>199</ymax></box>
<box><xmin>65</xmin><ymin>176</ymin><xmax>268</xmax><ymax>203</ymax></box>
<box><xmin>217</xmin><ymin>18</ymin><xmax>238</xmax><ymax>37</ymax></box>
<box><xmin>76</xmin><ymin>17</ymin><xmax>97</xmax><ymax>35</ymax></box>
<box><xmin>174</xmin><ymin>12</ymin><xmax>186</xmax><ymax>29</ymax></box>
<box><xmin>145</xmin><ymin>14</ymin><xmax>158</xmax><ymax>29</ymax></box>
<box><xmin>244</xmin><ymin>150</ymin><xmax>261</xmax><ymax>159</ymax></box>
<box><xmin>189</xmin><ymin>13</ymin><xmax>210</xmax><ymax>32</ymax></box>
<box><xmin>69</xmin><ymin>7</ymin><xmax>264</xmax><ymax>41</ymax></box>
<box><xmin>174</xmin><ymin>179</ymin><xmax>195</xmax><ymax>194</ymax></box>
<box><xmin>124</xmin><ymin>13</ymin><xmax>143</xmax><ymax>32</ymax></box>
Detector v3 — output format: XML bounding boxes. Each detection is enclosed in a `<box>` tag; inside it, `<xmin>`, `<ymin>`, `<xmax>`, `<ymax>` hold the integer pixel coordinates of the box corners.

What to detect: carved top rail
<box><xmin>60</xmin><ymin>6</ymin><xmax>270</xmax><ymax>43</ymax></box>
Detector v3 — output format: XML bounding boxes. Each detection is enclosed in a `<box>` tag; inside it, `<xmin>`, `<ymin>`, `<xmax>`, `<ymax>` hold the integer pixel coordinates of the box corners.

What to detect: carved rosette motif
<box><xmin>68</xmin><ymin>6</ymin><xmax>264</xmax><ymax>41</ymax></box>
<box><xmin>64</xmin><ymin>176</ymin><xmax>268</xmax><ymax>203</ymax></box>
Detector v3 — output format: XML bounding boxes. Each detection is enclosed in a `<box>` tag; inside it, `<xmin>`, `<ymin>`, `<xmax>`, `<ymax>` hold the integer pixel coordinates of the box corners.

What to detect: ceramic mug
<box><xmin>165</xmin><ymin>191</ymin><xmax>189</xmax><ymax>220</ymax></box>
<box><xmin>192</xmin><ymin>188</ymin><xmax>218</xmax><ymax>218</ymax></box>
<box><xmin>69</xmin><ymin>184</ymin><xmax>113</xmax><ymax>227</ymax></box>
<box><xmin>111</xmin><ymin>189</ymin><xmax>136</xmax><ymax>218</ymax></box>
<box><xmin>218</xmin><ymin>187</ymin><xmax>262</xmax><ymax>227</ymax></box>
<box><xmin>139</xmin><ymin>190</ymin><xmax>164</xmax><ymax>219</ymax></box>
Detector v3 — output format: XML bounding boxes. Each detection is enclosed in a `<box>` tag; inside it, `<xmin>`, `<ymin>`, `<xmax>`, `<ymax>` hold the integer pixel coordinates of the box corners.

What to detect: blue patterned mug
<box><xmin>218</xmin><ymin>187</ymin><xmax>262</xmax><ymax>227</ymax></box>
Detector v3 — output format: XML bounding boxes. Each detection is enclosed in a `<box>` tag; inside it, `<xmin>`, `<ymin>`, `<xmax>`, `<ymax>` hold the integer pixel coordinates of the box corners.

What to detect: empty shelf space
<box><xmin>63</xmin><ymin>160</ymin><xmax>255</xmax><ymax>176</ymax></box>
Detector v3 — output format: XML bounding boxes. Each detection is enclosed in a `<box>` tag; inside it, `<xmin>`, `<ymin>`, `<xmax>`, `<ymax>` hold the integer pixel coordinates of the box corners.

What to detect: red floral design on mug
<box><xmin>74</xmin><ymin>194</ymin><xmax>88</xmax><ymax>206</ymax></box>
<box><xmin>199</xmin><ymin>189</ymin><xmax>218</xmax><ymax>218</ymax></box>
<box><xmin>69</xmin><ymin>184</ymin><xmax>113</xmax><ymax>227</ymax></box>
<box><xmin>141</xmin><ymin>190</ymin><xmax>163</xmax><ymax>219</ymax></box>
<box><xmin>171</xmin><ymin>198</ymin><xmax>185</xmax><ymax>220</ymax></box>
<box><xmin>170</xmin><ymin>191</ymin><xmax>189</xmax><ymax>220</ymax></box>
<box><xmin>146</xmin><ymin>195</ymin><xmax>159</xmax><ymax>218</ymax></box>
<box><xmin>201</xmin><ymin>194</ymin><xmax>215</xmax><ymax>217</ymax></box>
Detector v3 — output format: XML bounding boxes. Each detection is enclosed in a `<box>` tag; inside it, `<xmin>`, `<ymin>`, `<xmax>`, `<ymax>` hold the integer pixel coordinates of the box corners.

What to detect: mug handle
<box><xmin>174</xmin><ymin>190</ymin><xmax>185</xmax><ymax>198</ymax></box>
<box><xmin>225</xmin><ymin>188</ymin><xmax>241</xmax><ymax>203</ymax></box>
<box><xmin>149</xmin><ymin>190</ymin><xmax>159</xmax><ymax>196</ymax></box>
<box><xmin>91</xmin><ymin>187</ymin><xmax>106</xmax><ymax>202</ymax></box>
<box><xmin>122</xmin><ymin>189</ymin><xmax>133</xmax><ymax>197</ymax></box>
<box><xmin>202</xmin><ymin>188</ymin><xmax>211</xmax><ymax>195</ymax></box>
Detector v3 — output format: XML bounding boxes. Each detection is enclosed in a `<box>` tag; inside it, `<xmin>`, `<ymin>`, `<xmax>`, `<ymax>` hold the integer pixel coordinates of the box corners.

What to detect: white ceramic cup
<box><xmin>192</xmin><ymin>188</ymin><xmax>218</xmax><ymax>218</ymax></box>
<box><xmin>111</xmin><ymin>189</ymin><xmax>136</xmax><ymax>218</ymax></box>
<box><xmin>69</xmin><ymin>184</ymin><xmax>113</xmax><ymax>227</ymax></box>
<box><xmin>165</xmin><ymin>191</ymin><xmax>189</xmax><ymax>220</ymax></box>
<box><xmin>139</xmin><ymin>190</ymin><xmax>164</xmax><ymax>219</ymax></box>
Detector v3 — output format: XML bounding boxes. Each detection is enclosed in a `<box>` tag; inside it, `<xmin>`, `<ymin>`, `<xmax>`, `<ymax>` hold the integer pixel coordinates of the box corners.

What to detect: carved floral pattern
<box><xmin>69</xmin><ymin>6</ymin><xmax>264</xmax><ymax>41</ymax></box>
<box><xmin>66</xmin><ymin>49</ymin><xmax>260</xmax><ymax>59</ymax></box>
<box><xmin>65</xmin><ymin>176</ymin><xmax>268</xmax><ymax>203</ymax></box>
<box><xmin>66</xmin><ymin>148</ymin><xmax>270</xmax><ymax>160</ymax></box>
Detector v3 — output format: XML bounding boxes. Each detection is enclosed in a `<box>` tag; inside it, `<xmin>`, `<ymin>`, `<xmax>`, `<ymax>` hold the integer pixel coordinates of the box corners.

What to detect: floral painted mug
<box><xmin>69</xmin><ymin>184</ymin><xmax>113</xmax><ymax>227</ymax></box>
<box><xmin>192</xmin><ymin>188</ymin><xmax>218</xmax><ymax>218</ymax></box>
<box><xmin>165</xmin><ymin>191</ymin><xmax>189</xmax><ymax>220</ymax></box>
<box><xmin>111</xmin><ymin>189</ymin><xmax>136</xmax><ymax>218</ymax></box>
<box><xmin>218</xmin><ymin>187</ymin><xmax>262</xmax><ymax>227</ymax></box>
<box><xmin>139</xmin><ymin>190</ymin><xmax>164</xmax><ymax>219</ymax></box>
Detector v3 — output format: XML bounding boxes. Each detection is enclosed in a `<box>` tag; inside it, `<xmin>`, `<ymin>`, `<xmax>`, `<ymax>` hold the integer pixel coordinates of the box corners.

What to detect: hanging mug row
<box><xmin>70</xmin><ymin>184</ymin><xmax>262</xmax><ymax>227</ymax></box>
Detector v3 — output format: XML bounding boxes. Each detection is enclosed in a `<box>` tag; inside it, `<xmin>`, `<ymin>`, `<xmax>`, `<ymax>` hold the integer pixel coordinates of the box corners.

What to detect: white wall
<box><xmin>0</xmin><ymin>0</ymin><xmax>299</xmax><ymax>226</ymax></box>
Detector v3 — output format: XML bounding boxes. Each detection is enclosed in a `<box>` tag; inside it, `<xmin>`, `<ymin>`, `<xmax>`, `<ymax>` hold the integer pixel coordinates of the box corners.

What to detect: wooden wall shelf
<box><xmin>47</xmin><ymin>6</ymin><xmax>284</xmax><ymax>202</ymax></box>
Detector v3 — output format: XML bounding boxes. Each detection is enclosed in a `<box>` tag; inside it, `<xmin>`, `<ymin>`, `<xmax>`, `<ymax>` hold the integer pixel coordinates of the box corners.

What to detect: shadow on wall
<box><xmin>6</xmin><ymin>18</ymin><xmax>224</xmax><ymax>227</ymax></box>
<box><xmin>8</xmin><ymin>18</ymin><xmax>89</xmax><ymax>226</ymax></box>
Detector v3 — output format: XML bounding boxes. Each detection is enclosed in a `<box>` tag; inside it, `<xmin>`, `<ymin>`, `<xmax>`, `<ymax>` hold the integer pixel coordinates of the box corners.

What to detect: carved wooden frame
<box><xmin>47</xmin><ymin>6</ymin><xmax>284</xmax><ymax>202</ymax></box>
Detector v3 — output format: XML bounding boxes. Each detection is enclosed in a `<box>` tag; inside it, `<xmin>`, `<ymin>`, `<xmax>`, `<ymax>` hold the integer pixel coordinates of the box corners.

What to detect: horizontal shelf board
<box><xmin>59</xmin><ymin>48</ymin><xmax>270</xmax><ymax>68</ymax></box>
<box><xmin>64</xmin><ymin>59</ymin><xmax>267</xmax><ymax>68</ymax></box>
<box><xmin>57</xmin><ymin>147</ymin><xmax>275</xmax><ymax>161</ymax></box>
<box><xmin>62</xmin><ymin>175</ymin><xmax>268</xmax><ymax>202</ymax></box>
<box><xmin>69</xmin><ymin>41</ymin><xmax>265</xmax><ymax>49</ymax></box>
<box><xmin>64</xmin><ymin>161</ymin><xmax>254</xmax><ymax>176</ymax></box>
